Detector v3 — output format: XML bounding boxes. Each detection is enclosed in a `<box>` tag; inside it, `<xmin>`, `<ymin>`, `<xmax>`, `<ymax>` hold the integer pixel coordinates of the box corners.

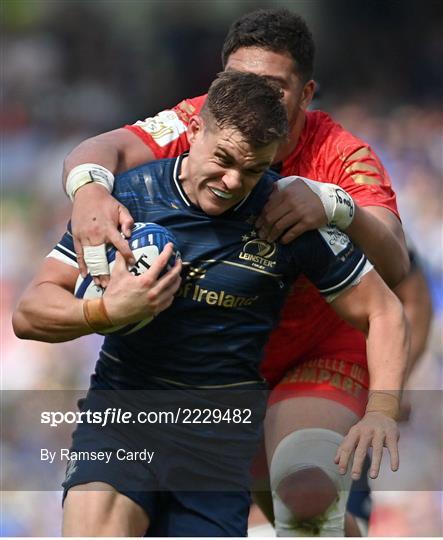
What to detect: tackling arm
<box><xmin>332</xmin><ymin>269</ymin><xmax>408</xmax><ymax>392</ymax></box>
<box><xmin>62</xmin><ymin>128</ymin><xmax>155</xmax><ymax>186</ymax></box>
<box><xmin>345</xmin><ymin>205</ymin><xmax>409</xmax><ymax>288</ymax></box>
<box><xmin>257</xmin><ymin>178</ymin><xmax>409</xmax><ymax>288</ymax></box>
<box><xmin>330</xmin><ymin>269</ymin><xmax>409</xmax><ymax>479</ymax></box>
<box><xmin>394</xmin><ymin>262</ymin><xmax>433</xmax><ymax>378</ymax></box>
<box><xmin>62</xmin><ymin>129</ymin><xmax>157</xmax><ymax>278</ymax></box>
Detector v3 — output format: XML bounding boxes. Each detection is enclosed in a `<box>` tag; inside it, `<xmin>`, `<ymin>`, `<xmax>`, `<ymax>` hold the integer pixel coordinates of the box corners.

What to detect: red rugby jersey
<box><xmin>125</xmin><ymin>97</ymin><xmax>399</xmax><ymax>385</ymax></box>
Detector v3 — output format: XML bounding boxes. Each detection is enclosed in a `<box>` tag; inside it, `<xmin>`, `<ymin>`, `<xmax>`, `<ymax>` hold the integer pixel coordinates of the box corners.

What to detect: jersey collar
<box><xmin>172</xmin><ymin>153</ymin><xmax>191</xmax><ymax>207</ymax></box>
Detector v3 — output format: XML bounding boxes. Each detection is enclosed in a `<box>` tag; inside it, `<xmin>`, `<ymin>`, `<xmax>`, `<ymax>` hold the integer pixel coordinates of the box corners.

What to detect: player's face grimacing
<box><xmin>225</xmin><ymin>47</ymin><xmax>315</xmax><ymax>159</ymax></box>
<box><xmin>180</xmin><ymin>116</ymin><xmax>277</xmax><ymax>216</ymax></box>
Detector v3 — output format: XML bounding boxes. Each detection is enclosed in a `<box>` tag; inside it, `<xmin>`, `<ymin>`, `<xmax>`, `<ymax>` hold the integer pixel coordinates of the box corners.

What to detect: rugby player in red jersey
<box><xmin>61</xmin><ymin>9</ymin><xmax>410</xmax><ymax>536</ymax></box>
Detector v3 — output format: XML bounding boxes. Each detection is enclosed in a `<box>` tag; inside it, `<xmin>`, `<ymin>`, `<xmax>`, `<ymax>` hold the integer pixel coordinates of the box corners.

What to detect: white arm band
<box><xmin>65</xmin><ymin>163</ymin><xmax>115</xmax><ymax>201</ymax></box>
<box><xmin>277</xmin><ymin>176</ymin><xmax>355</xmax><ymax>230</ymax></box>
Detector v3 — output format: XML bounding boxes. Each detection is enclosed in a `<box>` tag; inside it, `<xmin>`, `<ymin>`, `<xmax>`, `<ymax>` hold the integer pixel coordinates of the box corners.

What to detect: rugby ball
<box><xmin>75</xmin><ymin>222</ymin><xmax>180</xmax><ymax>335</ymax></box>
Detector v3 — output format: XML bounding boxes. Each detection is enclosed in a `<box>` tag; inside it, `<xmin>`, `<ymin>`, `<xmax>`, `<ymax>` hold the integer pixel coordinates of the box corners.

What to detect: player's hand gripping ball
<box><xmin>75</xmin><ymin>222</ymin><xmax>180</xmax><ymax>335</ymax></box>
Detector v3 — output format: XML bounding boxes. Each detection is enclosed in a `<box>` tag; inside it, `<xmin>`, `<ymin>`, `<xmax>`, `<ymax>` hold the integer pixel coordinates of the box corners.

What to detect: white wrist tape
<box><xmin>83</xmin><ymin>244</ymin><xmax>109</xmax><ymax>276</ymax></box>
<box><xmin>277</xmin><ymin>175</ymin><xmax>355</xmax><ymax>230</ymax></box>
<box><xmin>66</xmin><ymin>164</ymin><xmax>115</xmax><ymax>201</ymax></box>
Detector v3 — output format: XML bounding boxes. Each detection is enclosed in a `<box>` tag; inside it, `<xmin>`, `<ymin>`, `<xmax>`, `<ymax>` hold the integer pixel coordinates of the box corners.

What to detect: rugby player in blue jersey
<box><xmin>13</xmin><ymin>71</ymin><xmax>408</xmax><ymax>537</ymax></box>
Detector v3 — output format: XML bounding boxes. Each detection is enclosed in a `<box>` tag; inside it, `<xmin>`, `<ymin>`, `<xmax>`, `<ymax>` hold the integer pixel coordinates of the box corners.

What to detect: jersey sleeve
<box><xmin>46</xmin><ymin>223</ymin><xmax>78</xmax><ymax>269</ymax></box>
<box><xmin>124</xmin><ymin>95</ymin><xmax>207</xmax><ymax>159</ymax></box>
<box><xmin>291</xmin><ymin>227</ymin><xmax>372</xmax><ymax>302</ymax></box>
<box><xmin>325</xmin><ymin>137</ymin><xmax>400</xmax><ymax>219</ymax></box>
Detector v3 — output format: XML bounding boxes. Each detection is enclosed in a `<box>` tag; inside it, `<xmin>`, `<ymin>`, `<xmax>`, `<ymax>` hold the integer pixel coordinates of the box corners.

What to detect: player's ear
<box><xmin>299</xmin><ymin>79</ymin><xmax>316</xmax><ymax>110</ymax></box>
<box><xmin>187</xmin><ymin>115</ymin><xmax>204</xmax><ymax>145</ymax></box>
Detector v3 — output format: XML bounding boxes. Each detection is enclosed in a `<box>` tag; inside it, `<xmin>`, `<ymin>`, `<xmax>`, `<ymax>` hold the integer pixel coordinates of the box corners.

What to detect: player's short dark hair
<box><xmin>221</xmin><ymin>8</ymin><xmax>315</xmax><ymax>83</ymax></box>
<box><xmin>202</xmin><ymin>71</ymin><xmax>288</xmax><ymax>147</ymax></box>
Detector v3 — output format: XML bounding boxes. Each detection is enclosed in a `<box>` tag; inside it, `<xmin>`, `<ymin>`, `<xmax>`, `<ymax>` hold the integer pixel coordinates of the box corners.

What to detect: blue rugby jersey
<box><xmin>50</xmin><ymin>155</ymin><xmax>369</xmax><ymax>386</ymax></box>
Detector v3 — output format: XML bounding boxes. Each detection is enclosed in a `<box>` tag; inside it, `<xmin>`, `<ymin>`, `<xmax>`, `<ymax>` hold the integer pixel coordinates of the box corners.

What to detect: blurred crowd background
<box><xmin>1</xmin><ymin>0</ymin><xmax>442</xmax><ymax>536</ymax></box>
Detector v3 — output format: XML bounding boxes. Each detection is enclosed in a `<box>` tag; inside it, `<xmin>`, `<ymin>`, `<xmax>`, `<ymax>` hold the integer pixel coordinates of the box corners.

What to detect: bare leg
<box><xmin>62</xmin><ymin>482</ymin><xmax>150</xmax><ymax>537</ymax></box>
<box><xmin>345</xmin><ymin>512</ymin><xmax>363</xmax><ymax>537</ymax></box>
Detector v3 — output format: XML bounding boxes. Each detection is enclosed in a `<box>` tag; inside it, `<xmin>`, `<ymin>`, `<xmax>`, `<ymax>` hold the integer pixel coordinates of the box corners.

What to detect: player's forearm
<box><xmin>365</xmin><ymin>295</ymin><xmax>409</xmax><ymax>395</ymax></box>
<box><xmin>12</xmin><ymin>283</ymin><xmax>91</xmax><ymax>343</ymax></box>
<box><xmin>345</xmin><ymin>205</ymin><xmax>409</xmax><ymax>288</ymax></box>
<box><xmin>394</xmin><ymin>269</ymin><xmax>433</xmax><ymax>377</ymax></box>
<box><xmin>62</xmin><ymin>135</ymin><xmax>121</xmax><ymax>189</ymax></box>
<box><xmin>62</xmin><ymin>128</ymin><xmax>155</xmax><ymax>189</ymax></box>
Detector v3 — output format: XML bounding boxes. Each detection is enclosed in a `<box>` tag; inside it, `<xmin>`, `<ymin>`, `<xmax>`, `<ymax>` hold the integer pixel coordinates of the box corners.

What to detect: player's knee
<box><xmin>275</xmin><ymin>467</ymin><xmax>337</xmax><ymax>521</ymax></box>
<box><xmin>270</xmin><ymin>429</ymin><xmax>353</xmax><ymax>536</ymax></box>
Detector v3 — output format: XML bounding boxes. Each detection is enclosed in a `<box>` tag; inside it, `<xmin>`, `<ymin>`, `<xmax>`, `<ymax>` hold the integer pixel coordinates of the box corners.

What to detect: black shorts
<box><xmin>62</xmin><ymin>374</ymin><xmax>267</xmax><ymax>536</ymax></box>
